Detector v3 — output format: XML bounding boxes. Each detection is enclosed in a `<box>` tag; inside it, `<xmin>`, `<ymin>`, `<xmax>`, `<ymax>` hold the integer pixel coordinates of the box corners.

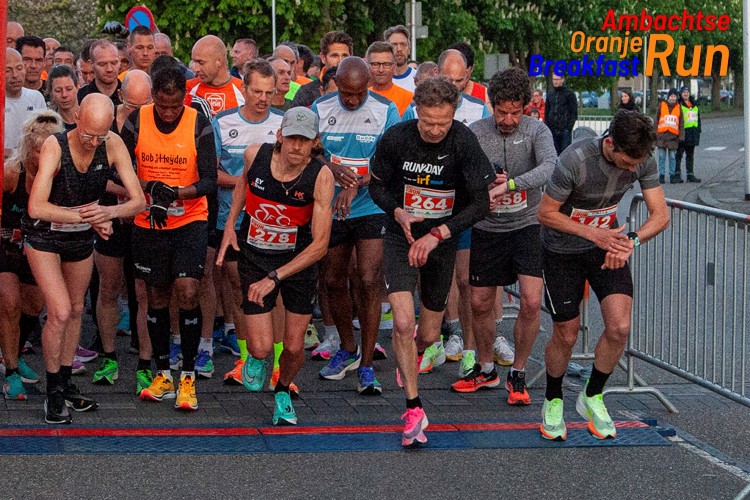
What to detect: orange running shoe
<box><xmin>450</xmin><ymin>365</ymin><xmax>500</xmax><ymax>393</ymax></box>
<box><xmin>505</xmin><ymin>370</ymin><xmax>531</xmax><ymax>405</ymax></box>
<box><xmin>224</xmin><ymin>359</ymin><xmax>244</xmax><ymax>385</ymax></box>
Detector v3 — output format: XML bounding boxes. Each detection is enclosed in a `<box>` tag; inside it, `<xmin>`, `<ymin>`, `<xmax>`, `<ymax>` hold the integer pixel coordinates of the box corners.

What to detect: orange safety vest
<box><xmin>134</xmin><ymin>104</ymin><xmax>208</xmax><ymax>229</ymax></box>
<box><xmin>657</xmin><ymin>101</ymin><xmax>680</xmax><ymax>135</ymax></box>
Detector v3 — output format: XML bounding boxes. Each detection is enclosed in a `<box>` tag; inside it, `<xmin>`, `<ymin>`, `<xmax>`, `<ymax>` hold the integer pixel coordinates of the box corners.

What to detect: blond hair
<box><xmin>8</xmin><ymin>110</ymin><xmax>65</xmax><ymax>171</ymax></box>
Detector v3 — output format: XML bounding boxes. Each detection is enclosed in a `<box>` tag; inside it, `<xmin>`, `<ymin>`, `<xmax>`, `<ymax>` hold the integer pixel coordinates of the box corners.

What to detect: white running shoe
<box><xmin>493</xmin><ymin>336</ymin><xmax>515</xmax><ymax>366</ymax></box>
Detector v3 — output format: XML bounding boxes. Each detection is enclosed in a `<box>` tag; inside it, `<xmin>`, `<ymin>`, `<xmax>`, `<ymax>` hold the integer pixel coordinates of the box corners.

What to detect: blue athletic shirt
<box><xmin>312</xmin><ymin>91</ymin><xmax>401</xmax><ymax>219</ymax></box>
<box><xmin>212</xmin><ymin>107</ymin><xmax>284</xmax><ymax>230</ymax></box>
<box><xmin>402</xmin><ymin>93</ymin><xmax>489</xmax><ymax>124</ymax></box>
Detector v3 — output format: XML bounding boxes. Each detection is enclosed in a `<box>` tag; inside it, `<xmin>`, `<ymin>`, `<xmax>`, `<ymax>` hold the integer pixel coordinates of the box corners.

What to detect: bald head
<box><xmin>193</xmin><ymin>35</ymin><xmax>227</xmax><ymax>62</ymax></box>
<box><xmin>78</xmin><ymin>94</ymin><xmax>115</xmax><ymax>139</ymax></box>
<box><xmin>192</xmin><ymin>35</ymin><xmax>229</xmax><ymax>85</ymax></box>
<box><xmin>7</xmin><ymin>22</ymin><xmax>24</xmax><ymax>48</ymax></box>
<box><xmin>273</xmin><ymin>45</ymin><xmax>298</xmax><ymax>79</ymax></box>
<box><xmin>6</xmin><ymin>48</ymin><xmax>25</xmax><ymax>97</ymax></box>
<box><xmin>122</xmin><ymin>69</ymin><xmax>152</xmax><ymax>101</ymax></box>
<box><xmin>154</xmin><ymin>33</ymin><xmax>173</xmax><ymax>57</ymax></box>
<box><xmin>335</xmin><ymin>57</ymin><xmax>370</xmax><ymax>90</ymax></box>
<box><xmin>437</xmin><ymin>49</ymin><xmax>468</xmax><ymax>93</ymax></box>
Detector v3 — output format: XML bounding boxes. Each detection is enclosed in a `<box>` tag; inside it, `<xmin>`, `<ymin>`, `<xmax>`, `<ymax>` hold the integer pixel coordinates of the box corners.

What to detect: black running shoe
<box><xmin>45</xmin><ymin>387</ymin><xmax>72</xmax><ymax>424</ymax></box>
<box><xmin>63</xmin><ymin>383</ymin><xmax>99</xmax><ymax>412</ymax></box>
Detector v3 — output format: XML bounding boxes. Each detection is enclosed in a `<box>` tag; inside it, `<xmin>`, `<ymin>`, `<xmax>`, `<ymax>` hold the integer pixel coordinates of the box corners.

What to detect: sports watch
<box><xmin>429</xmin><ymin>227</ymin><xmax>444</xmax><ymax>242</ymax></box>
<box><xmin>627</xmin><ymin>232</ymin><xmax>640</xmax><ymax>247</ymax></box>
<box><xmin>267</xmin><ymin>270</ymin><xmax>281</xmax><ymax>286</ymax></box>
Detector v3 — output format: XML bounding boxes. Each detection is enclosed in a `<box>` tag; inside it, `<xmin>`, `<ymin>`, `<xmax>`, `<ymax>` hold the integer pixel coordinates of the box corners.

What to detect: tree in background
<box><xmin>10</xmin><ymin>0</ymin><xmax>98</xmax><ymax>48</ymax></box>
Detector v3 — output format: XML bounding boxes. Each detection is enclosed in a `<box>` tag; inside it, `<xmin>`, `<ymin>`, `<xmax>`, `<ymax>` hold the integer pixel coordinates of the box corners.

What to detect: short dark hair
<box><xmin>449</xmin><ymin>42</ymin><xmax>475</xmax><ymax>68</ymax></box>
<box><xmin>383</xmin><ymin>25</ymin><xmax>409</xmax><ymax>42</ymax></box>
<box><xmin>151</xmin><ymin>54</ymin><xmax>185</xmax><ymax>95</ymax></box>
<box><xmin>113</xmin><ymin>40</ymin><xmax>128</xmax><ymax>52</ymax></box>
<box><xmin>79</xmin><ymin>39</ymin><xmax>96</xmax><ymax>62</ymax></box>
<box><xmin>320</xmin><ymin>31</ymin><xmax>353</xmax><ymax>56</ymax></box>
<box><xmin>488</xmin><ymin>66</ymin><xmax>532</xmax><ymax>108</ymax></box>
<box><xmin>366</xmin><ymin>41</ymin><xmax>394</xmax><ymax>60</ymax></box>
<box><xmin>609</xmin><ymin>110</ymin><xmax>656</xmax><ymax>159</ymax></box>
<box><xmin>53</xmin><ymin>46</ymin><xmax>77</xmax><ymax>62</ymax></box>
<box><xmin>321</xmin><ymin>65</ymin><xmax>337</xmax><ymax>91</ymax></box>
<box><xmin>16</xmin><ymin>35</ymin><xmax>45</xmax><ymax>55</ymax></box>
<box><xmin>243</xmin><ymin>59</ymin><xmax>277</xmax><ymax>87</ymax></box>
<box><xmin>128</xmin><ymin>26</ymin><xmax>153</xmax><ymax>45</ymax></box>
<box><xmin>414</xmin><ymin>76</ymin><xmax>460</xmax><ymax>111</ymax></box>
<box><xmin>49</xmin><ymin>64</ymin><xmax>78</xmax><ymax>87</ymax></box>
<box><xmin>296</xmin><ymin>44</ymin><xmax>314</xmax><ymax>72</ymax></box>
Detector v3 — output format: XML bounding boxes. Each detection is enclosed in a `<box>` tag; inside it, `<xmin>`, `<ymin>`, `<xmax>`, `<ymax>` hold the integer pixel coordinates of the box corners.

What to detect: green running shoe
<box><xmin>136</xmin><ymin>369</ymin><xmax>153</xmax><ymax>395</ymax></box>
<box><xmin>576</xmin><ymin>383</ymin><xmax>616</xmax><ymax>439</ymax></box>
<box><xmin>92</xmin><ymin>358</ymin><xmax>119</xmax><ymax>385</ymax></box>
<box><xmin>540</xmin><ymin>398</ymin><xmax>567</xmax><ymax>441</ymax></box>
<box><xmin>272</xmin><ymin>391</ymin><xmax>297</xmax><ymax>425</ymax></box>
<box><xmin>17</xmin><ymin>359</ymin><xmax>39</xmax><ymax>383</ymax></box>
<box><xmin>458</xmin><ymin>350</ymin><xmax>476</xmax><ymax>377</ymax></box>
<box><xmin>242</xmin><ymin>356</ymin><xmax>266</xmax><ymax>392</ymax></box>
<box><xmin>3</xmin><ymin>372</ymin><xmax>27</xmax><ymax>400</ymax></box>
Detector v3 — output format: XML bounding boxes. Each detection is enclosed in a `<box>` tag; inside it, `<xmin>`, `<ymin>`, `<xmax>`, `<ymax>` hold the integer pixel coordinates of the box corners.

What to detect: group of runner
<box><xmin>3</xmin><ymin>22</ymin><xmax>669</xmax><ymax>445</ymax></box>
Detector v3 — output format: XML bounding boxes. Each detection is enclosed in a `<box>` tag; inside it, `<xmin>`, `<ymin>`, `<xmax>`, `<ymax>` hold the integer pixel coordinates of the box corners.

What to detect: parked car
<box><xmin>580</xmin><ymin>91</ymin><xmax>599</xmax><ymax>107</ymax></box>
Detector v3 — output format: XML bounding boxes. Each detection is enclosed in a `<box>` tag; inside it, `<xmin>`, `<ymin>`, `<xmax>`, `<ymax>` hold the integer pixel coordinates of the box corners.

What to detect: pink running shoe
<box><xmin>71</xmin><ymin>360</ymin><xmax>87</xmax><ymax>375</ymax></box>
<box><xmin>75</xmin><ymin>345</ymin><xmax>98</xmax><ymax>363</ymax></box>
<box><xmin>401</xmin><ymin>407</ymin><xmax>429</xmax><ymax>446</ymax></box>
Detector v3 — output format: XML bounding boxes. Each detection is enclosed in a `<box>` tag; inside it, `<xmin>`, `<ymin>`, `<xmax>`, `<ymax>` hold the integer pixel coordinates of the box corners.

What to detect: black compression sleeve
<box><xmin>190</xmin><ymin>114</ymin><xmax>218</xmax><ymax>198</ymax></box>
<box><xmin>445</xmin><ymin>186</ymin><xmax>489</xmax><ymax>238</ymax></box>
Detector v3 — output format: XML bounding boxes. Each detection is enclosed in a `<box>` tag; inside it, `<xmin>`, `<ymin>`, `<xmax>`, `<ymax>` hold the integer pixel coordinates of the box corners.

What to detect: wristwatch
<box><xmin>627</xmin><ymin>232</ymin><xmax>640</xmax><ymax>247</ymax></box>
<box><xmin>429</xmin><ymin>227</ymin><xmax>444</xmax><ymax>242</ymax></box>
<box><xmin>267</xmin><ymin>270</ymin><xmax>281</xmax><ymax>286</ymax></box>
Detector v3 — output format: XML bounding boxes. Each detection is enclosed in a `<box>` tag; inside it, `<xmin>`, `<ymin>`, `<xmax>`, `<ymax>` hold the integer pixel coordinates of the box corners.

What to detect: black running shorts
<box><xmin>238</xmin><ymin>251</ymin><xmax>317</xmax><ymax>315</ymax></box>
<box><xmin>131</xmin><ymin>221</ymin><xmax>208</xmax><ymax>287</ymax></box>
<box><xmin>469</xmin><ymin>224</ymin><xmax>543</xmax><ymax>287</ymax></box>
<box><xmin>328</xmin><ymin>214</ymin><xmax>386</xmax><ymax>248</ymax></box>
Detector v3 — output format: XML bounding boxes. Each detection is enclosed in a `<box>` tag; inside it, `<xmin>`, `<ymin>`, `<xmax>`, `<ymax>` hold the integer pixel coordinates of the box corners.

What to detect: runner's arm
<box><xmin>26</xmin><ymin>136</ymin><xmax>83</xmax><ymax>224</ymax></box>
<box><xmin>631</xmin><ymin>186</ymin><xmax>670</xmax><ymax>244</ymax></box>
<box><xmin>443</xmin><ymin>186</ymin><xmax>490</xmax><ymax>238</ymax></box>
<box><xmin>513</xmin><ymin>125</ymin><xmax>557</xmax><ymax>191</ymax></box>
<box><xmin>175</xmin><ymin>115</ymin><xmax>218</xmax><ymax>200</ymax></box>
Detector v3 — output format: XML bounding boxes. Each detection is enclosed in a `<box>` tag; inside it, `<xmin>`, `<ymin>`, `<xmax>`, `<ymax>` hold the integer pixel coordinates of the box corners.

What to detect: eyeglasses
<box><xmin>369</xmin><ymin>62</ymin><xmax>394</xmax><ymax>69</ymax></box>
<box><xmin>248</xmin><ymin>88</ymin><xmax>276</xmax><ymax>99</ymax></box>
<box><xmin>80</xmin><ymin>132</ymin><xmax>110</xmax><ymax>142</ymax></box>
<box><xmin>123</xmin><ymin>98</ymin><xmax>153</xmax><ymax>111</ymax></box>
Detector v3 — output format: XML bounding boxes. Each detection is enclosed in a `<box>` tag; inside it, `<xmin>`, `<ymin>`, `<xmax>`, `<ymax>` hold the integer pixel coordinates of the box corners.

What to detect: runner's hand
<box><xmin>247</xmin><ymin>277</ymin><xmax>275</xmax><ymax>306</ymax></box>
<box><xmin>601</xmin><ymin>247</ymin><xmax>633</xmax><ymax>270</ymax></box>
<box><xmin>408</xmin><ymin>233</ymin><xmax>439</xmax><ymax>267</ymax></box>
<box><xmin>147</xmin><ymin>180</ymin><xmax>178</xmax><ymax>206</ymax></box>
<box><xmin>79</xmin><ymin>203</ymin><xmax>113</xmax><ymax>225</ymax></box>
<box><xmin>394</xmin><ymin>207</ymin><xmax>423</xmax><ymax>244</ymax></box>
<box><xmin>92</xmin><ymin>220</ymin><xmax>113</xmax><ymax>240</ymax></box>
<box><xmin>488</xmin><ymin>182</ymin><xmax>510</xmax><ymax>210</ymax></box>
<box><xmin>216</xmin><ymin>227</ymin><xmax>239</xmax><ymax>266</ymax></box>
<box><xmin>333</xmin><ymin>188</ymin><xmax>357</xmax><ymax>220</ymax></box>
<box><xmin>591</xmin><ymin>225</ymin><xmax>630</xmax><ymax>253</ymax></box>
<box><xmin>328</xmin><ymin>163</ymin><xmax>359</xmax><ymax>189</ymax></box>
<box><xmin>489</xmin><ymin>172</ymin><xmax>508</xmax><ymax>190</ymax></box>
<box><xmin>148</xmin><ymin>204</ymin><xmax>168</xmax><ymax>229</ymax></box>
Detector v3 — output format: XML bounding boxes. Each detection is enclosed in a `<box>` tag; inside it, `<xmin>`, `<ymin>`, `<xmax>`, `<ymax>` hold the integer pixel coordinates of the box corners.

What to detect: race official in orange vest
<box><xmin>119</xmin><ymin>55</ymin><xmax>217</xmax><ymax>412</ymax></box>
<box><xmin>654</xmin><ymin>88</ymin><xmax>684</xmax><ymax>184</ymax></box>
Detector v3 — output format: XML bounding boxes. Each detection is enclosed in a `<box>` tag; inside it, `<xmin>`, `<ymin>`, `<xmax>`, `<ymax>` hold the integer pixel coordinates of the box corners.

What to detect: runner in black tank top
<box><xmin>217</xmin><ymin>107</ymin><xmax>334</xmax><ymax>426</ymax></box>
<box><xmin>24</xmin><ymin>94</ymin><xmax>145</xmax><ymax>425</ymax></box>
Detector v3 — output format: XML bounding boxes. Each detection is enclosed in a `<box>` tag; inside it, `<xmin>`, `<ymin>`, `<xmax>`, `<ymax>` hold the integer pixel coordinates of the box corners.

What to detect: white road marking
<box><xmin>668</xmin><ymin>435</ymin><xmax>750</xmax><ymax>482</ymax></box>
<box><xmin>705</xmin><ymin>147</ymin><xmax>727</xmax><ymax>151</ymax></box>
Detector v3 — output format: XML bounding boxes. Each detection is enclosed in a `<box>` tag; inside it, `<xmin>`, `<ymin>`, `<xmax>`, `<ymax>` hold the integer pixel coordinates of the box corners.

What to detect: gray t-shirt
<box><xmin>541</xmin><ymin>137</ymin><xmax>659</xmax><ymax>254</ymax></box>
<box><xmin>4</xmin><ymin>88</ymin><xmax>47</xmax><ymax>151</ymax></box>
<box><xmin>469</xmin><ymin>115</ymin><xmax>557</xmax><ymax>232</ymax></box>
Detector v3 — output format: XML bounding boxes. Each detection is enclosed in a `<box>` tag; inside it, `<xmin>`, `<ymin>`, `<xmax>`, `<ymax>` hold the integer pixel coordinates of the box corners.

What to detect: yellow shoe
<box><xmin>139</xmin><ymin>371</ymin><xmax>176</xmax><ymax>401</ymax></box>
<box><xmin>224</xmin><ymin>359</ymin><xmax>244</xmax><ymax>385</ymax></box>
<box><xmin>175</xmin><ymin>373</ymin><xmax>198</xmax><ymax>411</ymax></box>
<box><xmin>269</xmin><ymin>366</ymin><xmax>300</xmax><ymax>397</ymax></box>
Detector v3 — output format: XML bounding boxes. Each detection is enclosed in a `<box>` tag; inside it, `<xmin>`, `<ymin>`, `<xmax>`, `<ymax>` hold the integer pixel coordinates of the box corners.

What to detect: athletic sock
<box><xmin>46</xmin><ymin>371</ymin><xmax>62</xmax><ymax>394</ymax></box>
<box><xmin>585</xmin><ymin>365</ymin><xmax>611</xmax><ymax>397</ymax></box>
<box><xmin>179</xmin><ymin>307</ymin><xmax>202</xmax><ymax>372</ymax></box>
<box><xmin>104</xmin><ymin>351</ymin><xmax>117</xmax><ymax>361</ymax></box>
<box><xmin>510</xmin><ymin>368</ymin><xmax>524</xmax><ymax>378</ymax></box>
<box><xmin>446</xmin><ymin>319</ymin><xmax>461</xmax><ymax>336</ymax></box>
<box><xmin>480</xmin><ymin>362</ymin><xmax>495</xmax><ymax>374</ymax></box>
<box><xmin>224</xmin><ymin>322</ymin><xmax>235</xmax><ymax>335</ymax></box>
<box><xmin>147</xmin><ymin>308</ymin><xmax>171</xmax><ymax>371</ymax></box>
<box><xmin>238</xmin><ymin>339</ymin><xmax>248</xmax><ymax>361</ymax></box>
<box><xmin>273</xmin><ymin>342</ymin><xmax>283</xmax><ymax>370</ymax></box>
<box><xmin>19</xmin><ymin>313</ymin><xmax>39</xmax><ymax>352</ymax></box>
<box><xmin>5</xmin><ymin>368</ymin><xmax>17</xmax><ymax>377</ymax></box>
<box><xmin>545</xmin><ymin>371</ymin><xmax>564</xmax><ymax>401</ymax></box>
<box><xmin>275</xmin><ymin>382</ymin><xmax>289</xmax><ymax>394</ymax></box>
<box><xmin>59</xmin><ymin>365</ymin><xmax>72</xmax><ymax>388</ymax></box>
<box><xmin>406</xmin><ymin>396</ymin><xmax>423</xmax><ymax>409</ymax></box>
<box><xmin>137</xmin><ymin>358</ymin><xmax>151</xmax><ymax>371</ymax></box>
<box><xmin>198</xmin><ymin>336</ymin><xmax>213</xmax><ymax>353</ymax></box>
<box><xmin>324</xmin><ymin>324</ymin><xmax>338</xmax><ymax>339</ymax></box>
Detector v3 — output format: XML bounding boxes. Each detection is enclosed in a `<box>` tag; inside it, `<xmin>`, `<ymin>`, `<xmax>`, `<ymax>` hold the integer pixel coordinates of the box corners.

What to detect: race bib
<box><xmin>403</xmin><ymin>185</ymin><xmax>455</xmax><ymax>218</ymax></box>
<box><xmin>50</xmin><ymin>202</ymin><xmax>98</xmax><ymax>232</ymax></box>
<box><xmin>331</xmin><ymin>155</ymin><xmax>369</xmax><ymax>186</ymax></box>
<box><xmin>570</xmin><ymin>204</ymin><xmax>618</xmax><ymax>229</ymax></box>
<box><xmin>492</xmin><ymin>190</ymin><xmax>527</xmax><ymax>214</ymax></box>
<box><xmin>145</xmin><ymin>193</ymin><xmax>185</xmax><ymax>216</ymax></box>
<box><xmin>247</xmin><ymin>216</ymin><xmax>297</xmax><ymax>251</ymax></box>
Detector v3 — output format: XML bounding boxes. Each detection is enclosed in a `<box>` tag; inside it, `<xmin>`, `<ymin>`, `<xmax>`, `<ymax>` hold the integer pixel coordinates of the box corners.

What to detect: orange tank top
<box><xmin>134</xmin><ymin>105</ymin><xmax>207</xmax><ymax>229</ymax></box>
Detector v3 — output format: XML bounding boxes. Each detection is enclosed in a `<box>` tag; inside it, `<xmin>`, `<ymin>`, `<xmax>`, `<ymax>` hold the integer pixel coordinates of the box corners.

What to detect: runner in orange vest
<box><xmin>654</xmin><ymin>88</ymin><xmax>684</xmax><ymax>184</ymax></box>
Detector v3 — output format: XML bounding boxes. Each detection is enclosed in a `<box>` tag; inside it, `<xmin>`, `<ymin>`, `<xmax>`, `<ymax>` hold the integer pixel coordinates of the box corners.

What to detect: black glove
<box><xmin>146</xmin><ymin>181</ymin><xmax>178</xmax><ymax>229</ymax></box>
<box><xmin>101</xmin><ymin>21</ymin><xmax>130</xmax><ymax>38</ymax></box>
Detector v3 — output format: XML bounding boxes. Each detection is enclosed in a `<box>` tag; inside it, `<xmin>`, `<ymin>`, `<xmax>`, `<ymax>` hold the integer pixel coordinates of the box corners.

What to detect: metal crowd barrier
<box><xmin>574</xmin><ymin>115</ymin><xmax>613</xmax><ymax>136</ymax></box>
<box><xmin>604</xmin><ymin>195</ymin><xmax>750</xmax><ymax>411</ymax></box>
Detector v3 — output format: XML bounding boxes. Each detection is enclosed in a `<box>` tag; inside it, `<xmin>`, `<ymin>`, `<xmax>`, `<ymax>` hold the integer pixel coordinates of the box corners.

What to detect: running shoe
<box><xmin>379</xmin><ymin>307</ymin><xmax>393</xmax><ymax>330</ymax></box>
<box><xmin>175</xmin><ymin>373</ymin><xmax>198</xmax><ymax>411</ymax></box>
<box><xmin>540</xmin><ymin>398</ymin><xmax>567</xmax><ymax>441</ymax></box>
<box><xmin>401</xmin><ymin>407</ymin><xmax>428</xmax><ymax>447</ymax></box>
<box><xmin>136</xmin><ymin>369</ymin><xmax>153</xmax><ymax>395</ymax></box>
<box><xmin>267</xmin><ymin>367</ymin><xmax>300</xmax><ymax>397</ymax></box>
<box><xmin>357</xmin><ymin>366</ymin><xmax>382</xmax><ymax>395</ymax></box>
<box><xmin>169</xmin><ymin>343</ymin><xmax>182</xmax><ymax>370</ymax></box>
<box><xmin>242</xmin><ymin>357</ymin><xmax>266</xmax><ymax>392</ymax></box>
<box><xmin>576</xmin><ymin>383</ymin><xmax>616</xmax><ymax>439</ymax></box>
<box><xmin>311</xmin><ymin>331</ymin><xmax>340</xmax><ymax>361</ymax></box>
<box><xmin>373</xmin><ymin>343</ymin><xmax>388</xmax><ymax>360</ymax></box>
<box><xmin>505</xmin><ymin>370</ymin><xmax>531</xmax><ymax>405</ymax></box>
<box><xmin>450</xmin><ymin>365</ymin><xmax>500</xmax><ymax>393</ymax></box>
<box><xmin>194</xmin><ymin>350</ymin><xmax>214</xmax><ymax>379</ymax></box>
<box><xmin>304</xmin><ymin>323</ymin><xmax>320</xmax><ymax>350</ymax></box>
<box><xmin>92</xmin><ymin>358</ymin><xmax>119</xmax><ymax>385</ymax></box>
<box><xmin>320</xmin><ymin>347</ymin><xmax>361</xmax><ymax>380</ymax></box>
<box><xmin>45</xmin><ymin>388</ymin><xmax>72</xmax><ymax>424</ymax></box>
<box><xmin>219</xmin><ymin>332</ymin><xmax>241</xmax><ymax>356</ymax></box>
<box><xmin>17</xmin><ymin>359</ymin><xmax>39</xmax><ymax>383</ymax></box>
<box><xmin>63</xmin><ymin>383</ymin><xmax>98</xmax><ymax>411</ymax></box>
<box><xmin>74</xmin><ymin>345</ymin><xmax>98</xmax><ymax>363</ymax></box>
<box><xmin>140</xmin><ymin>371</ymin><xmax>176</xmax><ymax>401</ymax></box>
<box><xmin>458</xmin><ymin>350</ymin><xmax>476</xmax><ymax>377</ymax></box>
<box><xmin>493</xmin><ymin>336</ymin><xmax>515</xmax><ymax>366</ymax></box>
<box><xmin>352</xmin><ymin>318</ymin><xmax>360</xmax><ymax>330</ymax></box>
<box><xmin>71</xmin><ymin>360</ymin><xmax>86</xmax><ymax>375</ymax></box>
<box><xmin>443</xmin><ymin>334</ymin><xmax>463</xmax><ymax>361</ymax></box>
<box><xmin>223</xmin><ymin>359</ymin><xmax>244</xmax><ymax>385</ymax></box>
<box><xmin>212</xmin><ymin>317</ymin><xmax>225</xmax><ymax>341</ymax></box>
<box><xmin>419</xmin><ymin>345</ymin><xmax>435</xmax><ymax>374</ymax></box>
<box><xmin>3</xmin><ymin>372</ymin><xmax>27</xmax><ymax>400</ymax></box>
<box><xmin>272</xmin><ymin>391</ymin><xmax>297</xmax><ymax>425</ymax></box>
